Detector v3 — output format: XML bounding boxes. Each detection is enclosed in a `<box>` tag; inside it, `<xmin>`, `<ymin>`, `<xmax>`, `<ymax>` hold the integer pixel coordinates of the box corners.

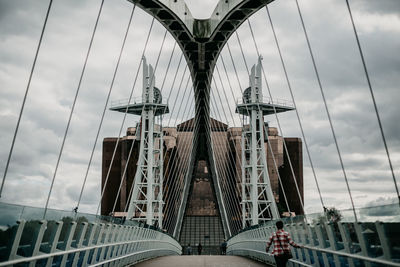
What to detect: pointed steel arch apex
<box><xmin>128</xmin><ymin>0</ymin><xmax>275</xmax><ymax>239</ymax></box>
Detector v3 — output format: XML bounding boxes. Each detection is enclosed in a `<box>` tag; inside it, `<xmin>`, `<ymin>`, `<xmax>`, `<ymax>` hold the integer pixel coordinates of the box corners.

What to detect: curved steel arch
<box><xmin>128</xmin><ymin>0</ymin><xmax>274</xmax><ymax>239</ymax></box>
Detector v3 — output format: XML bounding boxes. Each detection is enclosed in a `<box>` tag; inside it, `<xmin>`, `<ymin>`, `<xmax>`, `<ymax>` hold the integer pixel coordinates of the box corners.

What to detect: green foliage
<box><xmin>325</xmin><ymin>207</ymin><xmax>343</xmax><ymax>223</ymax></box>
<box><xmin>313</xmin><ymin>207</ymin><xmax>342</xmax><ymax>225</ymax></box>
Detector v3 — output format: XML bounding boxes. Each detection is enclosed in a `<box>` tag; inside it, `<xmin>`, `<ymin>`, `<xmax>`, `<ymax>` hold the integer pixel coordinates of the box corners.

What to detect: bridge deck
<box><xmin>133</xmin><ymin>255</ymin><xmax>272</xmax><ymax>267</ymax></box>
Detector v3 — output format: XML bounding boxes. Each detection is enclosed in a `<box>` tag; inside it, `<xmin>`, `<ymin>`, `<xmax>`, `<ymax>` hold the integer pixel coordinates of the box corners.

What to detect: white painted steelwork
<box><xmin>237</xmin><ymin>57</ymin><xmax>279</xmax><ymax>227</ymax></box>
<box><xmin>0</xmin><ymin>219</ymin><xmax>181</xmax><ymax>267</ymax></box>
<box><xmin>227</xmin><ymin>220</ymin><xmax>400</xmax><ymax>267</ymax></box>
<box><xmin>126</xmin><ymin>57</ymin><xmax>167</xmax><ymax>228</ymax></box>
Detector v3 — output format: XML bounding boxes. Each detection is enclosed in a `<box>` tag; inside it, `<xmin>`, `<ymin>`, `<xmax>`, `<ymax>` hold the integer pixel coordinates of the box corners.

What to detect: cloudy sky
<box><xmin>0</xmin><ymin>0</ymin><xmax>399</xmax><ymax>218</ymax></box>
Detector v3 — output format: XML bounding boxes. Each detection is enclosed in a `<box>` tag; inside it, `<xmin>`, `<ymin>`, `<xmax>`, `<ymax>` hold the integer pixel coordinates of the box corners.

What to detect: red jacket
<box><xmin>266</xmin><ymin>229</ymin><xmax>299</xmax><ymax>256</ymax></box>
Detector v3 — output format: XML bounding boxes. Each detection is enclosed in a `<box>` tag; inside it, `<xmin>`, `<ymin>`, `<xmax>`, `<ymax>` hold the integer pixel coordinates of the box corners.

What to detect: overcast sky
<box><xmin>0</xmin><ymin>0</ymin><xmax>399</xmax><ymax>218</ymax></box>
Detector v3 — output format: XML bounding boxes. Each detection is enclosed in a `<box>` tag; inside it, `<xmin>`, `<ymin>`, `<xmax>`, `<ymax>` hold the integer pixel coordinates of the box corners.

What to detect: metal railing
<box><xmin>227</xmin><ymin>212</ymin><xmax>400</xmax><ymax>267</ymax></box>
<box><xmin>236</xmin><ymin>96</ymin><xmax>295</xmax><ymax>108</ymax></box>
<box><xmin>110</xmin><ymin>97</ymin><xmax>168</xmax><ymax>108</ymax></box>
<box><xmin>0</xmin><ymin>203</ymin><xmax>181</xmax><ymax>267</ymax></box>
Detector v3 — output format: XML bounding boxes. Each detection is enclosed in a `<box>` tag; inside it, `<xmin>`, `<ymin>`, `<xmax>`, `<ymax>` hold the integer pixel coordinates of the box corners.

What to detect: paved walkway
<box><xmin>133</xmin><ymin>255</ymin><xmax>271</xmax><ymax>267</ymax></box>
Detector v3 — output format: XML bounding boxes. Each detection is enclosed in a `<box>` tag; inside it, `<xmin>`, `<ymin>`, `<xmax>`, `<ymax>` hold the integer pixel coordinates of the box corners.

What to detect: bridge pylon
<box><xmin>236</xmin><ymin>57</ymin><xmax>293</xmax><ymax>227</ymax></box>
<box><xmin>110</xmin><ymin>57</ymin><xmax>168</xmax><ymax>228</ymax></box>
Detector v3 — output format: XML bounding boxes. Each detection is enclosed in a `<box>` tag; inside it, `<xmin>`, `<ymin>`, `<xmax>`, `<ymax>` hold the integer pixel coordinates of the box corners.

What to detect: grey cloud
<box><xmin>0</xmin><ymin>0</ymin><xmax>398</xmax><ymax>216</ymax></box>
<box><xmin>352</xmin><ymin>0</ymin><xmax>400</xmax><ymax>16</ymax></box>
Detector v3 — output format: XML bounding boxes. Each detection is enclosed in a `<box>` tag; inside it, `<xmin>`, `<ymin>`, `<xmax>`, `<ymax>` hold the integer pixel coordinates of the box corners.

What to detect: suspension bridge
<box><xmin>0</xmin><ymin>0</ymin><xmax>399</xmax><ymax>266</ymax></box>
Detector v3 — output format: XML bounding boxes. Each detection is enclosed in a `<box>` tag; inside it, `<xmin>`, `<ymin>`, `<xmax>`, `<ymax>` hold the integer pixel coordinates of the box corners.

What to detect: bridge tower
<box><xmin>236</xmin><ymin>57</ymin><xmax>293</xmax><ymax>227</ymax></box>
<box><xmin>110</xmin><ymin>57</ymin><xmax>168</xmax><ymax>228</ymax></box>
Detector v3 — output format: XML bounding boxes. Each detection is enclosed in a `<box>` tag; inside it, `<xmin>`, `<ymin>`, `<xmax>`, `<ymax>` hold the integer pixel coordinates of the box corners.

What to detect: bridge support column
<box><xmin>237</xmin><ymin>57</ymin><xmax>279</xmax><ymax>228</ymax></box>
<box><xmin>124</xmin><ymin>57</ymin><xmax>168</xmax><ymax>228</ymax></box>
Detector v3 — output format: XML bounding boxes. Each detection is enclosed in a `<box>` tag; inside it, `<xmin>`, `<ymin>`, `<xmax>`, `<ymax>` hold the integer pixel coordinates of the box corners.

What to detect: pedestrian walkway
<box><xmin>133</xmin><ymin>255</ymin><xmax>271</xmax><ymax>267</ymax></box>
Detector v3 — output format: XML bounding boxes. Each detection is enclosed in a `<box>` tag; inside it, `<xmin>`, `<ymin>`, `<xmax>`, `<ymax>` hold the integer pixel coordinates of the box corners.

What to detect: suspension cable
<box><xmin>75</xmin><ymin>4</ymin><xmax>137</xmax><ymax>212</ymax></box>
<box><xmin>162</xmin><ymin>76</ymin><xmax>195</xmax><ymax>230</ymax></box>
<box><xmin>0</xmin><ymin>0</ymin><xmax>54</xmax><ymax>198</ymax></box>
<box><xmin>110</xmin><ymin>30</ymin><xmax>168</xmax><ymax>215</ymax></box>
<box><xmin>43</xmin><ymin>0</ymin><xmax>104</xmax><ymax>218</ymax></box>
<box><xmin>235</xmin><ymin>31</ymin><xmax>249</xmax><ymax>75</ymax></box>
<box><xmin>171</xmin><ymin>81</ymin><xmax>210</xmax><ymax>235</ymax></box>
<box><xmin>211</xmin><ymin>72</ymin><xmax>250</xmax><ymax>223</ymax></box>
<box><xmin>165</xmin><ymin>84</ymin><xmax>201</xmax><ymax>232</ymax></box>
<box><xmin>345</xmin><ymin>0</ymin><xmax>400</xmax><ymax>208</ymax></box>
<box><xmin>294</xmin><ymin>0</ymin><xmax>358</xmax><ymax>221</ymax></box>
<box><xmin>215</xmin><ymin>64</ymin><xmax>275</xmax><ymax>225</ymax></box>
<box><xmin>96</xmin><ymin>17</ymin><xmax>155</xmax><ymax>216</ymax></box>
<box><xmin>226</xmin><ymin>37</ymin><xmax>292</xmax><ymax>216</ymax></box>
<box><xmin>120</xmin><ymin>43</ymin><xmax>186</xmax><ymax>221</ymax></box>
<box><xmin>209</xmin><ymin>87</ymin><xmax>242</xmax><ymax>227</ymax></box>
<box><xmin>264</xmin><ymin>6</ymin><xmax>325</xmax><ymax>212</ymax></box>
<box><xmin>153</xmin><ymin>61</ymin><xmax>187</xmax><ymax>207</ymax></box>
<box><xmin>74</xmin><ymin>4</ymin><xmax>136</xmax><ymax>212</ymax></box>
<box><xmin>164</xmin><ymin>92</ymin><xmax>197</xmax><ymax>232</ymax></box>
<box><xmin>247</xmin><ymin>16</ymin><xmax>307</xmax><ymax>216</ymax></box>
<box><xmin>202</xmin><ymin>92</ymin><xmax>236</xmax><ymax>235</ymax></box>
<box><xmin>218</xmin><ymin>58</ymin><xmax>272</xmax><ymax>224</ymax></box>
<box><xmin>143</xmin><ymin>56</ymin><xmax>187</xmax><ymax>221</ymax></box>
<box><xmin>208</xmin><ymin>85</ymin><xmax>247</xmax><ymax>232</ymax></box>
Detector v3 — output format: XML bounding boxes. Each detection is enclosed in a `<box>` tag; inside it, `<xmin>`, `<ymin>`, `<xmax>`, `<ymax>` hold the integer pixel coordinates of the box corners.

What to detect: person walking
<box><xmin>220</xmin><ymin>240</ymin><xmax>227</xmax><ymax>255</ymax></box>
<box><xmin>197</xmin><ymin>243</ymin><xmax>202</xmax><ymax>255</ymax></box>
<box><xmin>186</xmin><ymin>243</ymin><xmax>192</xmax><ymax>255</ymax></box>
<box><xmin>265</xmin><ymin>221</ymin><xmax>302</xmax><ymax>267</ymax></box>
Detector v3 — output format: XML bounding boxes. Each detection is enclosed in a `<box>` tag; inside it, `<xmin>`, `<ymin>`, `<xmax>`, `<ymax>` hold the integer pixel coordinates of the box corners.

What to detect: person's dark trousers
<box><xmin>274</xmin><ymin>256</ymin><xmax>288</xmax><ymax>267</ymax></box>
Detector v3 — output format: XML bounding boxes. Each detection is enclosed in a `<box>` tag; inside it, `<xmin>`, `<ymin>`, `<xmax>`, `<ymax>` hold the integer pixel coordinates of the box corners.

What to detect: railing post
<box><xmin>60</xmin><ymin>221</ymin><xmax>77</xmax><ymax>267</ymax></box>
<box><xmin>306</xmin><ymin>225</ymin><xmax>320</xmax><ymax>267</ymax></box>
<box><xmin>90</xmin><ymin>223</ymin><xmax>105</xmax><ymax>265</ymax></box>
<box><xmin>81</xmin><ymin>222</ymin><xmax>97</xmax><ymax>267</ymax></box>
<box><xmin>324</xmin><ymin>222</ymin><xmax>341</xmax><ymax>267</ymax></box>
<box><xmin>7</xmin><ymin>220</ymin><xmax>25</xmax><ymax>261</ymax></box>
<box><xmin>337</xmin><ymin>222</ymin><xmax>356</xmax><ymax>267</ymax></box>
<box><xmin>71</xmin><ymin>221</ymin><xmax>88</xmax><ymax>267</ymax></box>
<box><xmin>291</xmin><ymin>223</ymin><xmax>303</xmax><ymax>263</ymax></box>
<box><xmin>28</xmin><ymin>220</ymin><xmax>47</xmax><ymax>267</ymax></box>
<box><xmin>354</xmin><ymin>222</ymin><xmax>372</xmax><ymax>267</ymax></box>
<box><xmin>110</xmin><ymin>225</ymin><xmax>125</xmax><ymax>265</ymax></box>
<box><xmin>314</xmin><ymin>224</ymin><xmax>330</xmax><ymax>266</ymax></box>
<box><xmin>111</xmin><ymin>224</ymin><xmax>123</xmax><ymax>263</ymax></box>
<box><xmin>126</xmin><ymin>226</ymin><xmax>138</xmax><ymax>257</ymax></box>
<box><xmin>98</xmin><ymin>223</ymin><xmax>112</xmax><ymax>262</ymax></box>
<box><xmin>298</xmin><ymin>223</ymin><xmax>311</xmax><ymax>265</ymax></box>
<box><xmin>375</xmin><ymin>221</ymin><xmax>392</xmax><ymax>260</ymax></box>
<box><xmin>44</xmin><ymin>221</ymin><xmax>63</xmax><ymax>267</ymax></box>
<box><xmin>104</xmin><ymin>224</ymin><xmax>118</xmax><ymax>261</ymax></box>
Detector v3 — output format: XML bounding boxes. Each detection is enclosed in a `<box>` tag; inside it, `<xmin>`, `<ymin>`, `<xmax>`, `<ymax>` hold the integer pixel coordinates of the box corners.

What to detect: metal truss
<box><xmin>129</xmin><ymin>0</ymin><xmax>275</xmax><ymax>239</ymax></box>
<box><xmin>237</xmin><ymin>57</ymin><xmax>279</xmax><ymax>227</ymax></box>
<box><xmin>126</xmin><ymin>57</ymin><xmax>167</xmax><ymax>228</ymax></box>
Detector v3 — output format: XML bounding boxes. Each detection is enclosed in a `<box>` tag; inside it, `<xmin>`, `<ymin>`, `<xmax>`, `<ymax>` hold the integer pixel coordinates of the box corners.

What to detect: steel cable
<box><xmin>226</xmin><ymin>38</ymin><xmax>292</xmax><ymax>217</ymax></box>
<box><xmin>247</xmin><ymin>16</ymin><xmax>307</xmax><ymax>216</ymax></box>
<box><xmin>264</xmin><ymin>7</ymin><xmax>325</xmax><ymax>212</ymax></box>
<box><xmin>0</xmin><ymin>0</ymin><xmax>54</xmax><ymax>197</ymax></box>
<box><xmin>96</xmin><ymin>17</ymin><xmax>155</xmax><ymax>216</ymax></box>
<box><xmin>345</xmin><ymin>0</ymin><xmax>399</xmax><ymax>208</ymax></box>
<box><xmin>43</xmin><ymin>0</ymin><xmax>104</xmax><ymax>218</ymax></box>
<box><xmin>75</xmin><ymin>1</ymin><xmax>134</xmax><ymax>213</ymax></box>
<box><xmin>294</xmin><ymin>0</ymin><xmax>358</xmax><ymax>221</ymax></box>
<box><xmin>110</xmin><ymin>30</ymin><xmax>168</xmax><ymax>215</ymax></box>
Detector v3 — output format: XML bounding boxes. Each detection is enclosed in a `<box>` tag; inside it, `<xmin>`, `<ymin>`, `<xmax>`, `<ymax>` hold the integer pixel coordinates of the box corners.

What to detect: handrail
<box><xmin>0</xmin><ymin>239</ymin><xmax>179</xmax><ymax>267</ymax></box>
<box><xmin>228</xmin><ymin>220</ymin><xmax>400</xmax><ymax>267</ymax></box>
<box><xmin>236</xmin><ymin>96</ymin><xmax>294</xmax><ymax>108</ymax></box>
<box><xmin>89</xmin><ymin>248</ymin><xmax>175</xmax><ymax>267</ymax></box>
<box><xmin>0</xmin><ymin>218</ymin><xmax>181</xmax><ymax>267</ymax></box>
<box><xmin>228</xmin><ymin>241</ymin><xmax>400</xmax><ymax>267</ymax></box>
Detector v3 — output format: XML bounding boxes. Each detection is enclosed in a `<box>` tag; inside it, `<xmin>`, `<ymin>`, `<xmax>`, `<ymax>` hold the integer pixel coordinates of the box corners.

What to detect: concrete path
<box><xmin>133</xmin><ymin>255</ymin><xmax>271</xmax><ymax>267</ymax></box>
